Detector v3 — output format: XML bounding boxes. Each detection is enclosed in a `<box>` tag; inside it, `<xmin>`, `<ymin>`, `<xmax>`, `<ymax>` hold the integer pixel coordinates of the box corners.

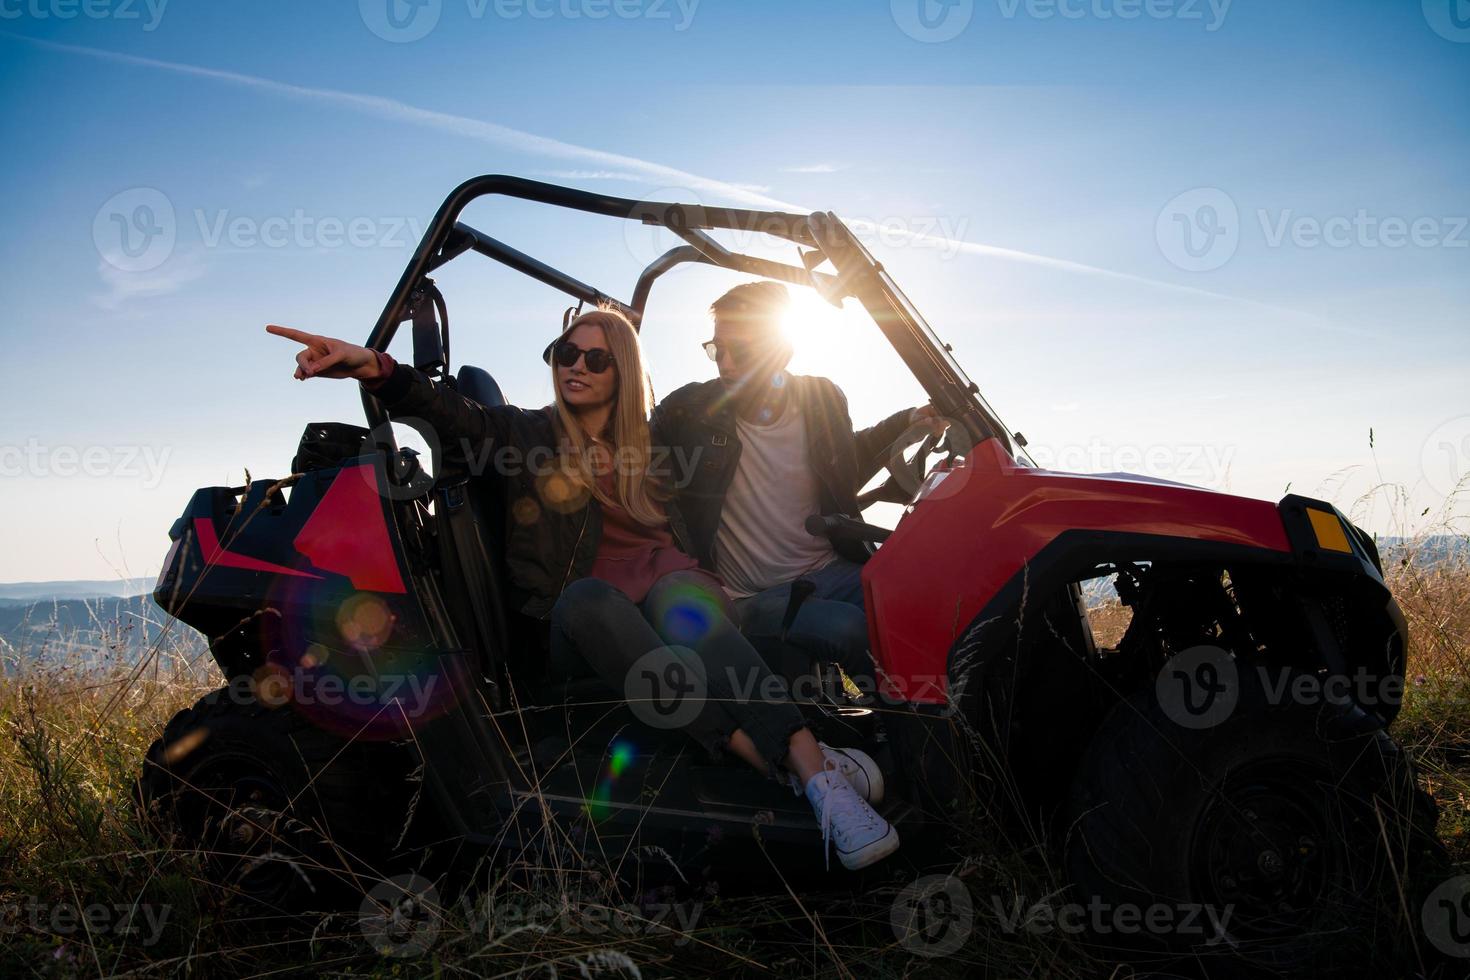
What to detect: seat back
<box><xmin>431</xmin><ymin>365</ymin><xmax>515</xmax><ymax>704</ymax></box>
<box><xmin>455</xmin><ymin>364</ymin><xmax>506</xmax><ymax>409</ymax></box>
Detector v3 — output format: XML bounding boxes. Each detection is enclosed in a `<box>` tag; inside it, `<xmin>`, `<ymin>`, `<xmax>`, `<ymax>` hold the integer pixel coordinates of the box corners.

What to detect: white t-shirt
<box><xmin>714</xmin><ymin>401</ymin><xmax>838</xmax><ymax>598</ymax></box>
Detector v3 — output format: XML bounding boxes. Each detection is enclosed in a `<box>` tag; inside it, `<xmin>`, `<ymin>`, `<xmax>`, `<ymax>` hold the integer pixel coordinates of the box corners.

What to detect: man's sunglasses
<box><xmin>702</xmin><ymin>339</ymin><xmax>757</xmax><ymax>363</ymax></box>
<box><xmin>543</xmin><ymin>339</ymin><xmax>616</xmax><ymax>374</ymax></box>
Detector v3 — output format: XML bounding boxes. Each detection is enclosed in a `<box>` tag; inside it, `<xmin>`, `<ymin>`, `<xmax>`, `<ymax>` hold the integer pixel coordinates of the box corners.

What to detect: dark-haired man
<box><xmin>651</xmin><ymin>281</ymin><xmax>942</xmax><ymax>716</ymax></box>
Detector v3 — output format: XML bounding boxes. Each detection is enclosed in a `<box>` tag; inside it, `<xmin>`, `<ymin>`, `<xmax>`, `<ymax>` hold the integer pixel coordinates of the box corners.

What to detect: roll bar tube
<box><xmin>360</xmin><ymin>175</ymin><xmax>823</xmax><ymax>434</ymax></box>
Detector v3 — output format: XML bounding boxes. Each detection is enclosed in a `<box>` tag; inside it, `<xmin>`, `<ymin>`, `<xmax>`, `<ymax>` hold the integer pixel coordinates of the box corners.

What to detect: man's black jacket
<box><xmin>650</xmin><ymin>375</ymin><xmax>914</xmax><ymax>571</ymax></box>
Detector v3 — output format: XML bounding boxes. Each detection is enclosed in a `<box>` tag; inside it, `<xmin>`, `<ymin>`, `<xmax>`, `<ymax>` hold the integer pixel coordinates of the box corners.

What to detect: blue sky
<box><xmin>0</xmin><ymin>0</ymin><xmax>1466</xmax><ymax>582</ymax></box>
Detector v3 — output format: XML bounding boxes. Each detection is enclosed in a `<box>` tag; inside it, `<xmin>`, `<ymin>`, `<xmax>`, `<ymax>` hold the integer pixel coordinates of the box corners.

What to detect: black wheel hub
<box><xmin>175</xmin><ymin>755</ymin><xmax>314</xmax><ymax>908</ymax></box>
<box><xmin>1194</xmin><ymin>761</ymin><xmax>1336</xmax><ymax>940</ymax></box>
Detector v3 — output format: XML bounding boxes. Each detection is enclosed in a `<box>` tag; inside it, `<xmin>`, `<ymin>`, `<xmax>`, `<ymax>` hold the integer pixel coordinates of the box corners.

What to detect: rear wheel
<box><xmin>136</xmin><ymin>687</ymin><xmax>417</xmax><ymax>916</ymax></box>
<box><xmin>1065</xmin><ymin>662</ymin><xmax>1442</xmax><ymax>976</ymax></box>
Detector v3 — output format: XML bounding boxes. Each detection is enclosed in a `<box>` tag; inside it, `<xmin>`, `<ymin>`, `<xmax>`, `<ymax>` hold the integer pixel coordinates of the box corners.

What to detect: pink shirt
<box><xmin>589</xmin><ymin>471</ymin><xmax>699</xmax><ymax>604</ymax></box>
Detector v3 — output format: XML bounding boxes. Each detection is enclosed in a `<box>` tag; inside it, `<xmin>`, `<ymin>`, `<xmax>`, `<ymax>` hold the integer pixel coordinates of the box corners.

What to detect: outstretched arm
<box><xmin>266</xmin><ymin>324</ymin><xmax>518</xmax><ymax>467</ymax></box>
<box><xmin>267</xmin><ymin>324</ymin><xmax>384</xmax><ymax>381</ymax></box>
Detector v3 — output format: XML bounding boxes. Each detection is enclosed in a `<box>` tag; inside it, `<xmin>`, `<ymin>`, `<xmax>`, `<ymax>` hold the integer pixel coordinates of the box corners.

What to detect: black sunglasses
<box><xmin>544</xmin><ymin>339</ymin><xmax>616</xmax><ymax>374</ymax></box>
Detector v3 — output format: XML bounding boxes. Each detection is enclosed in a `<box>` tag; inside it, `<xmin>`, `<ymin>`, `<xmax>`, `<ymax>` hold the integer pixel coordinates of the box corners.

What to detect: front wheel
<box><xmin>1064</xmin><ymin>662</ymin><xmax>1442</xmax><ymax>976</ymax></box>
<box><xmin>135</xmin><ymin>687</ymin><xmax>417</xmax><ymax>915</ymax></box>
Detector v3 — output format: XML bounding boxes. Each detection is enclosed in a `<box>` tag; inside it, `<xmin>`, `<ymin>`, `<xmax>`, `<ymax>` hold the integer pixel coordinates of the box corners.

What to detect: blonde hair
<box><xmin>549</xmin><ymin>308</ymin><xmax>665</xmax><ymax>526</ymax></box>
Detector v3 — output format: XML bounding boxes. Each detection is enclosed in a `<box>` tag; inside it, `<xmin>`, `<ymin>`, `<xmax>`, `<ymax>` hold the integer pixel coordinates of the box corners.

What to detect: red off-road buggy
<box><xmin>137</xmin><ymin>176</ymin><xmax>1439</xmax><ymax>975</ymax></box>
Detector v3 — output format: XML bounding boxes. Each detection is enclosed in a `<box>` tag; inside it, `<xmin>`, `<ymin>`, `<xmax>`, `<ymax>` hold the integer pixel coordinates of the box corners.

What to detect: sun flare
<box><xmin>780</xmin><ymin>287</ymin><xmax>850</xmax><ymax>374</ymax></box>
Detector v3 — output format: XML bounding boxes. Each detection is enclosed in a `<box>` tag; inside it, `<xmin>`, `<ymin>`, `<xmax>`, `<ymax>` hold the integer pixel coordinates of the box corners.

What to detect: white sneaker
<box><xmin>788</xmin><ymin>743</ymin><xmax>885</xmax><ymax>804</ymax></box>
<box><xmin>804</xmin><ymin>764</ymin><xmax>901</xmax><ymax>871</ymax></box>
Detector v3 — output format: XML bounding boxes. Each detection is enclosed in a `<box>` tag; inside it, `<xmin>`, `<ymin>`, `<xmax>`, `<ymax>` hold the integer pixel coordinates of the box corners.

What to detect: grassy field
<box><xmin>2</xmin><ymin>533</ymin><xmax>1467</xmax><ymax>978</ymax></box>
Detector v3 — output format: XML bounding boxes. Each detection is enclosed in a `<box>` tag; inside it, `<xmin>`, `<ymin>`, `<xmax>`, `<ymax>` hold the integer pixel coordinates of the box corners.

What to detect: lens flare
<box><xmin>337</xmin><ymin>593</ymin><xmax>395</xmax><ymax>651</ymax></box>
<box><xmin>646</xmin><ymin>579</ymin><xmax>725</xmax><ymax>647</ymax></box>
<box><xmin>261</xmin><ymin>576</ymin><xmax>456</xmax><ymax>742</ymax></box>
<box><xmin>585</xmin><ymin>738</ymin><xmax>638</xmax><ymax>822</ymax></box>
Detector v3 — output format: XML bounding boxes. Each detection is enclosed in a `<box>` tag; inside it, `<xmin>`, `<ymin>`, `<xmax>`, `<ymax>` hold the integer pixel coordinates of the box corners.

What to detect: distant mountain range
<box><xmin>0</xmin><ymin>592</ymin><xmax>205</xmax><ymax>670</ymax></box>
<box><xmin>0</xmin><ymin>578</ymin><xmax>156</xmax><ymax>605</ymax></box>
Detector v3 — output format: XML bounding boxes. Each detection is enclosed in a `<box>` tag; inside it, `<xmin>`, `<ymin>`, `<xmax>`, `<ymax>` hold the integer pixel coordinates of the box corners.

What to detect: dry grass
<box><xmin>2</xmin><ymin>523</ymin><xmax>1466</xmax><ymax>977</ymax></box>
<box><xmin>1</xmin><ymin>607</ymin><xmax>1079</xmax><ymax>978</ymax></box>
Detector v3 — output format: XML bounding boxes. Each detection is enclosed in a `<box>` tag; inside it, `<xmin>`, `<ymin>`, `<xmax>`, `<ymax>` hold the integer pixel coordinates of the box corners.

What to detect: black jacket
<box><xmin>649</xmin><ymin>375</ymin><xmax>914</xmax><ymax>570</ymax></box>
<box><xmin>369</xmin><ymin>363</ymin><xmax>695</xmax><ymax>619</ymax></box>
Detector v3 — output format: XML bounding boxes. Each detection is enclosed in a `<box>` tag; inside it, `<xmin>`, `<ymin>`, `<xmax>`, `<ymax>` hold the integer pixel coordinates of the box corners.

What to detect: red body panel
<box><xmin>293</xmin><ymin>464</ymin><xmax>407</xmax><ymax>594</ymax></box>
<box><xmin>195</xmin><ymin>517</ymin><xmax>323</xmax><ymax>580</ymax></box>
<box><xmin>862</xmin><ymin>438</ymin><xmax>1291</xmax><ymax>704</ymax></box>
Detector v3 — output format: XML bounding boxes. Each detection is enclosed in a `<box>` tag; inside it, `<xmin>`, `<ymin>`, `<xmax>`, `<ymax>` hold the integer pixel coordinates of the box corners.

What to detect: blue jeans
<box><xmin>548</xmin><ymin>571</ymin><xmax>809</xmax><ymax>773</ymax></box>
<box><xmin>732</xmin><ymin>559</ymin><xmax>876</xmax><ymax>700</ymax></box>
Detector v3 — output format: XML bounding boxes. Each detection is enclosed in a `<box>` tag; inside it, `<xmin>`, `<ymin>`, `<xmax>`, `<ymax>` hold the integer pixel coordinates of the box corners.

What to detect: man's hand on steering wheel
<box><xmin>266</xmin><ymin>324</ymin><xmax>383</xmax><ymax>382</ymax></box>
<box><xmin>908</xmin><ymin>403</ymin><xmax>949</xmax><ymax>440</ymax></box>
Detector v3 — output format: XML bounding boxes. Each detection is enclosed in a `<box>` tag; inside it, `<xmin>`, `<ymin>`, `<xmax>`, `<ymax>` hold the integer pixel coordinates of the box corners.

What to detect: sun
<box><xmin>780</xmin><ymin>287</ymin><xmax>849</xmax><ymax>374</ymax></box>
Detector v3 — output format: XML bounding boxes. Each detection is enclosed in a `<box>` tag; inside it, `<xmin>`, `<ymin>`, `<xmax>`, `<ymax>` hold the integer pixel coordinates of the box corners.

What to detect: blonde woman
<box><xmin>267</xmin><ymin>310</ymin><xmax>899</xmax><ymax>870</ymax></box>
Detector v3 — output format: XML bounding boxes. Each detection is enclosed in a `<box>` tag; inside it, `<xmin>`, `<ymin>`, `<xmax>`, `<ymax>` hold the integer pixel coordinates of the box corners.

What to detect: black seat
<box><xmin>449</xmin><ymin>364</ymin><xmax>564</xmax><ymax>701</ymax></box>
<box><xmin>455</xmin><ymin>364</ymin><xmax>506</xmax><ymax>409</ymax></box>
<box><xmin>431</xmin><ymin>364</ymin><xmax>516</xmax><ymax>705</ymax></box>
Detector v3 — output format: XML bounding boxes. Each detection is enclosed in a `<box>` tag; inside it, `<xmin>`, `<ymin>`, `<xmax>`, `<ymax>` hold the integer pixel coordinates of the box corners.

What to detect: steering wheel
<box><xmin>856</xmin><ymin>431</ymin><xmax>946</xmax><ymax>509</ymax></box>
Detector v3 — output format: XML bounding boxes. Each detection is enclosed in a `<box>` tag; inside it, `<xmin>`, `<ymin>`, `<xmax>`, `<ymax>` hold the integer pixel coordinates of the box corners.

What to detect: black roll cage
<box><xmin>361</xmin><ymin>174</ymin><xmax>1016</xmax><ymax>456</ymax></box>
